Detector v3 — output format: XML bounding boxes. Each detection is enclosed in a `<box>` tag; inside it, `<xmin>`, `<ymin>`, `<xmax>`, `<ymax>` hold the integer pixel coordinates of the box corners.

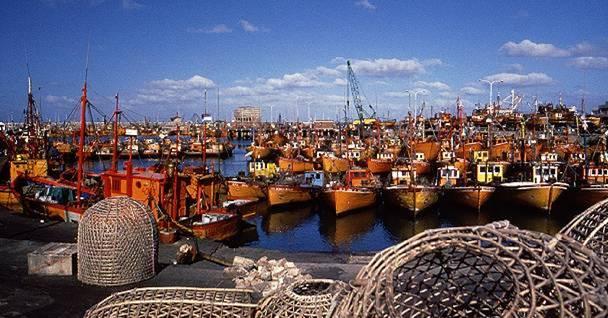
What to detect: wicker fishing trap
<box><xmin>77</xmin><ymin>196</ymin><xmax>158</xmax><ymax>286</ymax></box>
<box><xmin>560</xmin><ymin>198</ymin><xmax>608</xmax><ymax>262</ymax></box>
<box><xmin>337</xmin><ymin>221</ymin><xmax>608</xmax><ymax>318</ymax></box>
<box><xmin>256</xmin><ymin>279</ymin><xmax>347</xmax><ymax>318</ymax></box>
<box><xmin>83</xmin><ymin>287</ymin><xmax>257</xmax><ymax>318</ymax></box>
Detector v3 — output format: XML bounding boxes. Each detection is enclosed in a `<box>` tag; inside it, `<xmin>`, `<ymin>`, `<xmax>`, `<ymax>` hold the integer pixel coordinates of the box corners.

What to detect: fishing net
<box><xmin>77</xmin><ymin>196</ymin><xmax>158</xmax><ymax>286</ymax></box>
<box><xmin>337</xmin><ymin>221</ymin><xmax>608</xmax><ymax>318</ymax></box>
<box><xmin>256</xmin><ymin>279</ymin><xmax>347</xmax><ymax>318</ymax></box>
<box><xmin>560</xmin><ymin>198</ymin><xmax>608</xmax><ymax>262</ymax></box>
<box><xmin>83</xmin><ymin>287</ymin><xmax>256</xmax><ymax>318</ymax></box>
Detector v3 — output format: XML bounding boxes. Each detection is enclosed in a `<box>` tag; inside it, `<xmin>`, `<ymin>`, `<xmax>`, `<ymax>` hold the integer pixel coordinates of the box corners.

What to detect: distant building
<box><xmin>595</xmin><ymin>101</ymin><xmax>608</xmax><ymax>118</ymax></box>
<box><xmin>233</xmin><ymin>106</ymin><xmax>262</xmax><ymax>126</ymax></box>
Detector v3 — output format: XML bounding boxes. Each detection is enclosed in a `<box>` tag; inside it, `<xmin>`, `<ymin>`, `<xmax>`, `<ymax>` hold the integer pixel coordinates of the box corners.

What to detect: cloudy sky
<box><xmin>1</xmin><ymin>0</ymin><xmax>607</xmax><ymax>122</ymax></box>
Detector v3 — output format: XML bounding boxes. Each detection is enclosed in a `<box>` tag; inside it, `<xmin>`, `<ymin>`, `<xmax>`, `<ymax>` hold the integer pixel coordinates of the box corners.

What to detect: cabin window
<box><xmin>315</xmin><ymin>173</ymin><xmax>321</xmax><ymax>179</ymax></box>
<box><xmin>600</xmin><ymin>170</ymin><xmax>604</xmax><ymax>176</ymax></box>
<box><xmin>479</xmin><ymin>166</ymin><xmax>486</xmax><ymax>173</ymax></box>
<box><xmin>135</xmin><ymin>181</ymin><xmax>142</xmax><ymax>189</ymax></box>
<box><xmin>494</xmin><ymin>166</ymin><xmax>501</xmax><ymax>173</ymax></box>
<box><xmin>550</xmin><ymin>168</ymin><xmax>556</xmax><ymax>175</ymax></box>
<box><xmin>590</xmin><ymin>169</ymin><xmax>596</xmax><ymax>176</ymax></box>
<box><xmin>604</xmin><ymin>169</ymin><xmax>608</xmax><ymax>176</ymax></box>
<box><xmin>112</xmin><ymin>179</ymin><xmax>121</xmax><ymax>192</ymax></box>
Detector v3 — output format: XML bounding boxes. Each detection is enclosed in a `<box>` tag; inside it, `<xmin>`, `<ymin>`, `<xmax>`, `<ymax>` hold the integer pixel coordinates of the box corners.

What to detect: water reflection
<box><xmin>380</xmin><ymin>209</ymin><xmax>440</xmax><ymax>241</ymax></box>
<box><xmin>319</xmin><ymin>208</ymin><xmax>376</xmax><ymax>247</ymax></box>
<box><xmin>261</xmin><ymin>205</ymin><xmax>315</xmax><ymax>234</ymax></box>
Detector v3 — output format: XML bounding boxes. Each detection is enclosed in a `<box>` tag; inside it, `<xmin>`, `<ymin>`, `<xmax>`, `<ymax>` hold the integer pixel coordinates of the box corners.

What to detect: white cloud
<box><xmin>188</xmin><ymin>24</ymin><xmax>232</xmax><ymax>34</ymax></box>
<box><xmin>500</xmin><ymin>39</ymin><xmax>595</xmax><ymax>58</ymax></box>
<box><xmin>505</xmin><ymin>63</ymin><xmax>524</xmax><ymax>73</ymax></box>
<box><xmin>460</xmin><ymin>86</ymin><xmax>485</xmax><ymax>95</ymax></box>
<box><xmin>569</xmin><ymin>56</ymin><xmax>608</xmax><ymax>70</ymax></box>
<box><xmin>570</xmin><ymin>42</ymin><xmax>594</xmax><ymax>55</ymax></box>
<box><xmin>415</xmin><ymin>80</ymin><xmax>450</xmax><ymax>91</ymax></box>
<box><xmin>265</xmin><ymin>72</ymin><xmax>325</xmax><ymax>89</ymax></box>
<box><xmin>337</xmin><ymin>58</ymin><xmax>440</xmax><ymax>77</ymax></box>
<box><xmin>122</xmin><ymin>0</ymin><xmax>142</xmax><ymax>10</ymax></box>
<box><xmin>315</xmin><ymin>66</ymin><xmax>342</xmax><ymax>77</ymax></box>
<box><xmin>500</xmin><ymin>39</ymin><xmax>570</xmax><ymax>57</ymax></box>
<box><xmin>483</xmin><ymin>72</ymin><xmax>554</xmax><ymax>87</ymax></box>
<box><xmin>130</xmin><ymin>75</ymin><xmax>216</xmax><ymax>105</ymax></box>
<box><xmin>240</xmin><ymin>20</ymin><xmax>260</xmax><ymax>32</ymax></box>
<box><xmin>355</xmin><ymin>0</ymin><xmax>376</xmax><ymax>10</ymax></box>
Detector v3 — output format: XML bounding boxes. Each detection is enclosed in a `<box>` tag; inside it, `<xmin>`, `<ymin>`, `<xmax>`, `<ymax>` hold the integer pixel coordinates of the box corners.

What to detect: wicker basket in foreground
<box><xmin>84</xmin><ymin>287</ymin><xmax>257</xmax><ymax>318</ymax></box>
<box><xmin>338</xmin><ymin>221</ymin><xmax>608</xmax><ymax>318</ymax></box>
<box><xmin>560</xmin><ymin>197</ymin><xmax>608</xmax><ymax>262</ymax></box>
<box><xmin>256</xmin><ymin>279</ymin><xmax>347</xmax><ymax>318</ymax></box>
<box><xmin>78</xmin><ymin>196</ymin><xmax>158</xmax><ymax>286</ymax></box>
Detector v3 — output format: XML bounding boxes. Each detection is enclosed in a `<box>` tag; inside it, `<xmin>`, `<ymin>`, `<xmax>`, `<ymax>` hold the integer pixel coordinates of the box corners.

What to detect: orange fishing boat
<box><xmin>442</xmin><ymin>186</ymin><xmax>495</xmax><ymax>210</ymax></box>
<box><xmin>226</xmin><ymin>179</ymin><xmax>266</xmax><ymax>199</ymax></box>
<box><xmin>278</xmin><ymin>157</ymin><xmax>315</xmax><ymax>174</ymax></box>
<box><xmin>413</xmin><ymin>140</ymin><xmax>441</xmax><ymax>161</ymax></box>
<box><xmin>267</xmin><ymin>184</ymin><xmax>312</xmax><ymax>207</ymax></box>
<box><xmin>496</xmin><ymin>181</ymin><xmax>568</xmax><ymax>212</ymax></box>
<box><xmin>322</xmin><ymin>187</ymin><xmax>377</xmax><ymax>215</ymax></box>
<box><xmin>322</xmin><ymin>156</ymin><xmax>350</xmax><ymax>174</ymax></box>
<box><xmin>366</xmin><ymin>158</ymin><xmax>392</xmax><ymax>175</ymax></box>
<box><xmin>181</xmin><ymin>209</ymin><xmax>240</xmax><ymax>241</ymax></box>
<box><xmin>384</xmin><ymin>185</ymin><xmax>440</xmax><ymax>217</ymax></box>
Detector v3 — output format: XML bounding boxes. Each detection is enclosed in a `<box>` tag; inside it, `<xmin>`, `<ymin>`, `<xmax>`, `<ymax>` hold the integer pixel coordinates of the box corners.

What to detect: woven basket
<box><xmin>256</xmin><ymin>279</ymin><xmax>347</xmax><ymax>318</ymax></box>
<box><xmin>560</xmin><ymin>197</ymin><xmax>608</xmax><ymax>262</ymax></box>
<box><xmin>84</xmin><ymin>287</ymin><xmax>257</xmax><ymax>318</ymax></box>
<box><xmin>338</xmin><ymin>221</ymin><xmax>608</xmax><ymax>318</ymax></box>
<box><xmin>78</xmin><ymin>196</ymin><xmax>158</xmax><ymax>286</ymax></box>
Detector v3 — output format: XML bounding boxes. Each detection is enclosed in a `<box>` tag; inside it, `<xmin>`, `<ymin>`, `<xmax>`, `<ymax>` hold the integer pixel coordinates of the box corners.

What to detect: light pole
<box><xmin>479</xmin><ymin>79</ymin><xmax>503</xmax><ymax>105</ymax></box>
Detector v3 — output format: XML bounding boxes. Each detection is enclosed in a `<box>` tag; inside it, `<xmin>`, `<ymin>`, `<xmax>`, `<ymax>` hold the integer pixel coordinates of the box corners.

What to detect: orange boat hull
<box><xmin>414</xmin><ymin>141</ymin><xmax>441</xmax><ymax>161</ymax></box>
<box><xmin>442</xmin><ymin>186</ymin><xmax>494</xmax><ymax>210</ymax></box>
<box><xmin>278</xmin><ymin>158</ymin><xmax>315</xmax><ymax>174</ymax></box>
<box><xmin>227</xmin><ymin>180</ymin><xmax>266</xmax><ymax>199</ymax></box>
<box><xmin>189</xmin><ymin>213</ymin><xmax>240</xmax><ymax>241</ymax></box>
<box><xmin>384</xmin><ymin>186</ymin><xmax>439</xmax><ymax>217</ymax></box>
<box><xmin>497</xmin><ymin>183</ymin><xmax>567</xmax><ymax>211</ymax></box>
<box><xmin>367</xmin><ymin>158</ymin><xmax>392</xmax><ymax>175</ymax></box>
<box><xmin>0</xmin><ymin>187</ymin><xmax>21</xmax><ymax>212</ymax></box>
<box><xmin>322</xmin><ymin>157</ymin><xmax>350</xmax><ymax>174</ymax></box>
<box><xmin>267</xmin><ymin>185</ymin><xmax>312</xmax><ymax>207</ymax></box>
<box><xmin>323</xmin><ymin>188</ymin><xmax>377</xmax><ymax>215</ymax></box>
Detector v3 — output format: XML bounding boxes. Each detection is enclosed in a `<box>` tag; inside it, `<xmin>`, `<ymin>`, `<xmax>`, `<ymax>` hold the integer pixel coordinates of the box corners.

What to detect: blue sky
<box><xmin>1</xmin><ymin>0</ymin><xmax>607</xmax><ymax>122</ymax></box>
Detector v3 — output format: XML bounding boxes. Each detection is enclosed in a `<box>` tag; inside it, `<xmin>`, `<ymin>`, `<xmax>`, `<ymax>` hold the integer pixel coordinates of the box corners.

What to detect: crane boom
<box><xmin>346</xmin><ymin>60</ymin><xmax>376</xmax><ymax>123</ymax></box>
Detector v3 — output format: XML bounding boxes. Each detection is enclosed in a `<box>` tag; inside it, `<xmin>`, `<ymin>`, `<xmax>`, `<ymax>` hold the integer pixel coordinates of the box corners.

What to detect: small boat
<box><xmin>180</xmin><ymin>209</ymin><xmax>240</xmax><ymax>241</ymax></box>
<box><xmin>267</xmin><ymin>183</ymin><xmax>312</xmax><ymax>207</ymax></box>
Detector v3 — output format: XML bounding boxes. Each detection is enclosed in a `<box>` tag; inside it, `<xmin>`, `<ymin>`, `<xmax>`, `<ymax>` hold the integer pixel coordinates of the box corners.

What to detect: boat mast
<box><xmin>111</xmin><ymin>93</ymin><xmax>120</xmax><ymax>172</ymax></box>
<box><xmin>76</xmin><ymin>59</ymin><xmax>89</xmax><ymax>206</ymax></box>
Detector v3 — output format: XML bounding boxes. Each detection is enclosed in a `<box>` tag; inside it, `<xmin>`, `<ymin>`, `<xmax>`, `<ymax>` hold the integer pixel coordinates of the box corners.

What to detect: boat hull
<box><xmin>278</xmin><ymin>158</ymin><xmax>315</xmax><ymax>174</ymax></box>
<box><xmin>497</xmin><ymin>183</ymin><xmax>567</xmax><ymax>212</ymax></box>
<box><xmin>267</xmin><ymin>185</ymin><xmax>312</xmax><ymax>207</ymax></box>
<box><xmin>322</xmin><ymin>157</ymin><xmax>350</xmax><ymax>174</ymax></box>
<box><xmin>0</xmin><ymin>187</ymin><xmax>21</xmax><ymax>211</ymax></box>
<box><xmin>226</xmin><ymin>180</ymin><xmax>266</xmax><ymax>199</ymax></box>
<box><xmin>367</xmin><ymin>158</ymin><xmax>392</xmax><ymax>175</ymax></box>
<box><xmin>323</xmin><ymin>188</ymin><xmax>377</xmax><ymax>215</ymax></box>
<box><xmin>564</xmin><ymin>186</ymin><xmax>608</xmax><ymax>210</ymax></box>
<box><xmin>188</xmin><ymin>213</ymin><xmax>240</xmax><ymax>241</ymax></box>
<box><xmin>442</xmin><ymin>186</ymin><xmax>495</xmax><ymax>210</ymax></box>
<box><xmin>384</xmin><ymin>186</ymin><xmax>439</xmax><ymax>217</ymax></box>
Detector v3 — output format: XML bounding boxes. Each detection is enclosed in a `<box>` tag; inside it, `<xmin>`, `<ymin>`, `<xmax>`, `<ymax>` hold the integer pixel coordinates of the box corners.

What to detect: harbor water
<box><xmin>86</xmin><ymin>141</ymin><xmax>576</xmax><ymax>253</ymax></box>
